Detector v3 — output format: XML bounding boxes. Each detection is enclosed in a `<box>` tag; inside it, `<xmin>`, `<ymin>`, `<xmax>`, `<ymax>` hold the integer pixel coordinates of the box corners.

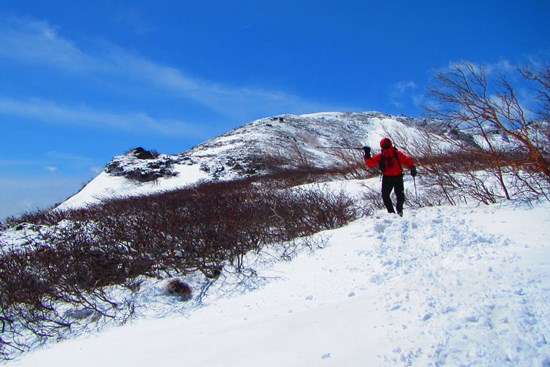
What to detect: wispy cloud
<box><xmin>0</xmin><ymin>159</ymin><xmax>46</xmax><ymax>168</ymax></box>
<box><xmin>430</xmin><ymin>58</ymin><xmax>549</xmax><ymax>119</ymax></box>
<box><xmin>43</xmin><ymin>151</ymin><xmax>97</xmax><ymax>171</ymax></box>
<box><xmin>445</xmin><ymin>58</ymin><xmax>548</xmax><ymax>81</ymax></box>
<box><xmin>93</xmin><ymin>46</ymin><xmax>326</xmax><ymax>117</ymax></box>
<box><xmin>0</xmin><ymin>16</ymin><xmax>325</xmax><ymax>121</ymax></box>
<box><xmin>0</xmin><ymin>98</ymin><xmax>212</xmax><ymax>138</ymax></box>
<box><xmin>0</xmin><ymin>16</ymin><xmax>101</xmax><ymax>72</ymax></box>
<box><xmin>484</xmin><ymin>59</ymin><xmax>516</xmax><ymax>75</ymax></box>
<box><xmin>446</xmin><ymin>59</ymin><xmax>518</xmax><ymax>79</ymax></box>
<box><xmin>0</xmin><ymin>151</ymin><xmax>96</xmax><ymax>175</ymax></box>
<box><xmin>389</xmin><ymin>80</ymin><xmax>419</xmax><ymax>108</ymax></box>
<box><xmin>114</xmin><ymin>8</ymin><xmax>154</xmax><ymax>35</ymax></box>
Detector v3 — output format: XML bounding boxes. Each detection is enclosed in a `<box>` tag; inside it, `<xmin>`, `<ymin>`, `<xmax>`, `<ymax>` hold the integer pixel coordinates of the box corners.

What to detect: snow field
<box><xmin>10</xmin><ymin>201</ymin><xmax>549</xmax><ymax>367</ymax></box>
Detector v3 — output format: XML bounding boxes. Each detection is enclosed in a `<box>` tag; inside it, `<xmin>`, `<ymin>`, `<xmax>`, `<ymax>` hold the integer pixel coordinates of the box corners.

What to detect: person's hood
<box><xmin>380</xmin><ymin>138</ymin><xmax>393</xmax><ymax>150</ymax></box>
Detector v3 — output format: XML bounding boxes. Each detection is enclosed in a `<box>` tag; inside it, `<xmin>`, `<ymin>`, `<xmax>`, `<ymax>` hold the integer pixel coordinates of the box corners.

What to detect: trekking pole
<box><xmin>315</xmin><ymin>146</ymin><xmax>364</xmax><ymax>150</ymax></box>
<box><xmin>413</xmin><ymin>175</ymin><xmax>418</xmax><ymax>201</ymax></box>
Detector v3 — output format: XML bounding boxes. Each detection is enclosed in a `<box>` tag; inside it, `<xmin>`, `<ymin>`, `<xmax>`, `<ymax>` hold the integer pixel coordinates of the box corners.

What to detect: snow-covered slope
<box><xmin>57</xmin><ymin>112</ymin><xmax>446</xmax><ymax>210</ymax></box>
<box><xmin>11</xmin><ymin>197</ymin><xmax>549</xmax><ymax>367</ymax></box>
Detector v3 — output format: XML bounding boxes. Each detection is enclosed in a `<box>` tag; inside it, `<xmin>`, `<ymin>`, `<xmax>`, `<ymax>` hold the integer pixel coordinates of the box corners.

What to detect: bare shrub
<box><xmin>324</xmin><ymin>148</ymin><xmax>373</xmax><ymax>179</ymax></box>
<box><xmin>267</xmin><ymin>186</ymin><xmax>360</xmax><ymax>240</ymax></box>
<box><xmin>0</xmin><ymin>168</ymin><xmax>361</xmax><ymax>359</ymax></box>
<box><xmin>373</xmin><ymin>61</ymin><xmax>550</xmax><ymax>205</ymax></box>
<box><xmin>385</xmin><ymin>121</ymin><xmax>549</xmax><ymax>205</ymax></box>
<box><xmin>360</xmin><ymin>185</ymin><xmax>386</xmax><ymax>213</ymax></box>
<box><xmin>425</xmin><ymin>61</ymin><xmax>550</xmax><ymax>179</ymax></box>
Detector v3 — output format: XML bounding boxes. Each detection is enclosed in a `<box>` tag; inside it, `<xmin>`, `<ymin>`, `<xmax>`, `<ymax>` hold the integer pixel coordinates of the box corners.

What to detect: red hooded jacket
<box><xmin>364</xmin><ymin>138</ymin><xmax>414</xmax><ymax>176</ymax></box>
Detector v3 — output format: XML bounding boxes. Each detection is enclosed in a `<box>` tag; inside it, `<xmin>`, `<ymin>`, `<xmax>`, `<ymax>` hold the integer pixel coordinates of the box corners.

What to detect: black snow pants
<box><xmin>381</xmin><ymin>174</ymin><xmax>405</xmax><ymax>214</ymax></box>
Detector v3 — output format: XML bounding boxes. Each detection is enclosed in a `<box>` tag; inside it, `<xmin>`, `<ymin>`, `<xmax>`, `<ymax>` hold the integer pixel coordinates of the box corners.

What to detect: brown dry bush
<box><xmin>0</xmin><ymin>169</ymin><xmax>361</xmax><ymax>359</ymax></box>
<box><xmin>425</xmin><ymin>62</ymin><xmax>550</xmax><ymax>178</ymax></box>
<box><xmin>385</xmin><ymin>125</ymin><xmax>549</xmax><ymax>206</ymax></box>
<box><xmin>414</xmin><ymin>149</ymin><xmax>549</xmax><ymax>205</ymax></box>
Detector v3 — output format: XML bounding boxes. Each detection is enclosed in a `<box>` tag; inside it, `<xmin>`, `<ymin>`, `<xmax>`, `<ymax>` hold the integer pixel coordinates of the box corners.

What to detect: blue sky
<box><xmin>1</xmin><ymin>0</ymin><xmax>549</xmax><ymax>219</ymax></box>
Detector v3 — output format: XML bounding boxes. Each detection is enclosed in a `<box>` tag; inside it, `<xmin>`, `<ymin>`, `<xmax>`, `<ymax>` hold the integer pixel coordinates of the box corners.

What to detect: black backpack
<box><xmin>379</xmin><ymin>147</ymin><xmax>402</xmax><ymax>172</ymax></box>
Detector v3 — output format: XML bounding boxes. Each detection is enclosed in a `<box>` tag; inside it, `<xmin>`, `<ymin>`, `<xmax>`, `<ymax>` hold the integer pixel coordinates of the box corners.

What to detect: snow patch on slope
<box><xmin>58</xmin><ymin>165</ymin><xmax>210</xmax><ymax>210</ymax></box>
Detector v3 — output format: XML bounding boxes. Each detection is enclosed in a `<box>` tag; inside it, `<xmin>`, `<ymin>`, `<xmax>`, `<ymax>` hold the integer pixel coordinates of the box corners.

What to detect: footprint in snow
<box><xmin>370</xmin><ymin>274</ymin><xmax>385</xmax><ymax>284</ymax></box>
<box><xmin>388</xmin><ymin>304</ymin><xmax>401</xmax><ymax>311</ymax></box>
<box><xmin>374</xmin><ymin>222</ymin><xmax>387</xmax><ymax>233</ymax></box>
<box><xmin>465</xmin><ymin>314</ymin><xmax>479</xmax><ymax>323</ymax></box>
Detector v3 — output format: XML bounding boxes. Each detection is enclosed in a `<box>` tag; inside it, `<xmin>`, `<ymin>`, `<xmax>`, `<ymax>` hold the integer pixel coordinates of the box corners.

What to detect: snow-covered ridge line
<box><xmin>57</xmin><ymin>111</ymin><xmax>450</xmax><ymax>211</ymax></box>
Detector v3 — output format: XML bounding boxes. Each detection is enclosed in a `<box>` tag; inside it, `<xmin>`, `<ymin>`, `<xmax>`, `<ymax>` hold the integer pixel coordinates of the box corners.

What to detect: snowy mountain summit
<box><xmin>59</xmin><ymin>112</ymin><xmax>439</xmax><ymax>210</ymax></box>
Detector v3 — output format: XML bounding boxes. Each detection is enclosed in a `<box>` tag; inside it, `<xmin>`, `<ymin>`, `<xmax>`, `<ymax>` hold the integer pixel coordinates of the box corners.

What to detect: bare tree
<box><xmin>424</xmin><ymin>61</ymin><xmax>550</xmax><ymax>179</ymax></box>
<box><xmin>520</xmin><ymin>65</ymin><xmax>550</xmax><ymax>122</ymax></box>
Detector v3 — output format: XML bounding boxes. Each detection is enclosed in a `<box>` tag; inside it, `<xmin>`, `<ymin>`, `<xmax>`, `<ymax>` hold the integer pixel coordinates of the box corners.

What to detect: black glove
<box><xmin>363</xmin><ymin>146</ymin><xmax>371</xmax><ymax>158</ymax></box>
<box><xmin>410</xmin><ymin>165</ymin><xmax>417</xmax><ymax>177</ymax></box>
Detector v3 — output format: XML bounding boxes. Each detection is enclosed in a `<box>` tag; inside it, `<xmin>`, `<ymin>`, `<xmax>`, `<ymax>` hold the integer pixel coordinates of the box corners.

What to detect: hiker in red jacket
<box><xmin>363</xmin><ymin>138</ymin><xmax>417</xmax><ymax>216</ymax></box>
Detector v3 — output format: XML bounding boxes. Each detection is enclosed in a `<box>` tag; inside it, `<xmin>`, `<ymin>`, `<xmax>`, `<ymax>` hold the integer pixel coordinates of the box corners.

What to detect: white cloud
<box><xmin>0</xmin><ymin>16</ymin><xmax>326</xmax><ymax>121</ymax></box>
<box><xmin>485</xmin><ymin>59</ymin><xmax>516</xmax><ymax>75</ymax></box>
<box><xmin>394</xmin><ymin>81</ymin><xmax>417</xmax><ymax>93</ymax></box>
<box><xmin>0</xmin><ymin>98</ymin><xmax>211</xmax><ymax>138</ymax></box>
<box><xmin>99</xmin><ymin>47</ymin><xmax>326</xmax><ymax>117</ymax></box>
<box><xmin>114</xmin><ymin>8</ymin><xmax>154</xmax><ymax>35</ymax></box>
<box><xmin>433</xmin><ymin>58</ymin><xmax>548</xmax><ymax>122</ymax></box>
<box><xmin>0</xmin><ymin>159</ymin><xmax>43</xmax><ymax>168</ymax></box>
<box><xmin>45</xmin><ymin>150</ymin><xmax>93</xmax><ymax>162</ymax></box>
<box><xmin>0</xmin><ymin>16</ymin><xmax>101</xmax><ymax>72</ymax></box>
<box><xmin>446</xmin><ymin>59</ymin><xmax>520</xmax><ymax>80</ymax></box>
<box><xmin>389</xmin><ymin>80</ymin><xmax>418</xmax><ymax>108</ymax></box>
<box><xmin>43</xmin><ymin>151</ymin><xmax>100</xmax><ymax>171</ymax></box>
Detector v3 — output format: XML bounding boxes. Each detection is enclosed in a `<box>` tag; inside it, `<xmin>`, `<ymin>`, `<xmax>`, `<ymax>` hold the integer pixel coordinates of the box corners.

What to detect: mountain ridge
<box><xmin>57</xmin><ymin>111</ymin><xmax>449</xmax><ymax>211</ymax></box>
